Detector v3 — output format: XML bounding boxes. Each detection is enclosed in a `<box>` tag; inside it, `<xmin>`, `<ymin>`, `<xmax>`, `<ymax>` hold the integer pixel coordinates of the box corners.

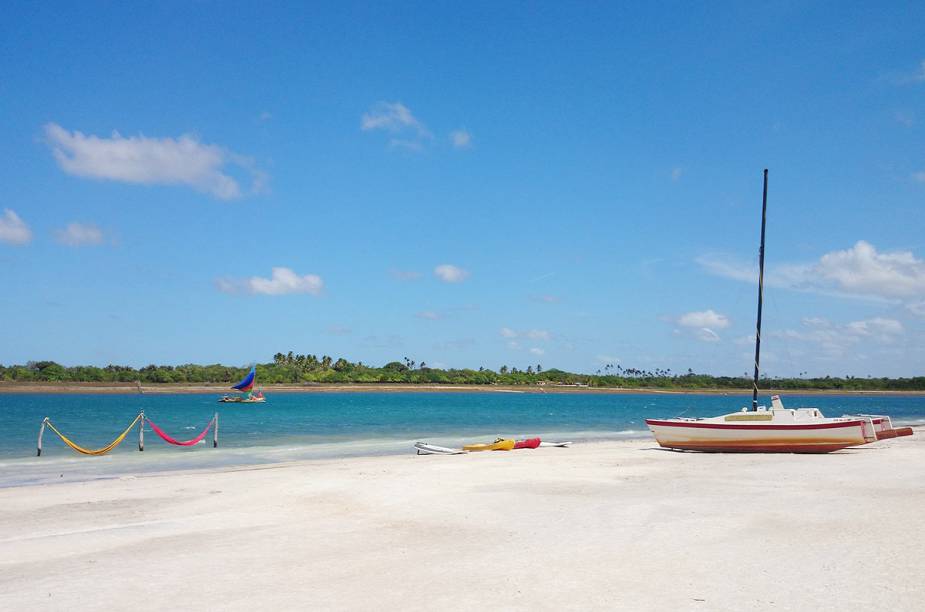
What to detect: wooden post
<box><xmin>139</xmin><ymin>412</ymin><xmax>145</xmax><ymax>452</ymax></box>
<box><xmin>213</xmin><ymin>412</ymin><xmax>219</xmax><ymax>448</ymax></box>
<box><xmin>37</xmin><ymin>418</ymin><xmax>47</xmax><ymax>457</ymax></box>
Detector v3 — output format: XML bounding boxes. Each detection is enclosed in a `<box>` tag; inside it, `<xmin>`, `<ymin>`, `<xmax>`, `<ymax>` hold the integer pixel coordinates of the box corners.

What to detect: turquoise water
<box><xmin>1</xmin><ymin>391</ymin><xmax>923</xmax><ymax>486</ymax></box>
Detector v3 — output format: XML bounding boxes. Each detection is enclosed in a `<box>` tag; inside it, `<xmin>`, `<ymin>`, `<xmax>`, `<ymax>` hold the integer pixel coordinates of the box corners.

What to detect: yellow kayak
<box><xmin>463</xmin><ymin>438</ymin><xmax>515</xmax><ymax>452</ymax></box>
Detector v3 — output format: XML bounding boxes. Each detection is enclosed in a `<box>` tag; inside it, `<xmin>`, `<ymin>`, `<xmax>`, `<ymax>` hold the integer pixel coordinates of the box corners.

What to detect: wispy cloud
<box><xmin>450</xmin><ymin>129</ymin><xmax>472</xmax><ymax>149</ymax></box>
<box><xmin>909</xmin><ymin>59</ymin><xmax>925</xmax><ymax>83</ymax></box>
<box><xmin>434</xmin><ymin>264</ymin><xmax>469</xmax><ymax>283</ymax></box>
<box><xmin>416</xmin><ymin>310</ymin><xmax>441</xmax><ymax>320</ymax></box>
<box><xmin>671</xmin><ymin>167</ymin><xmax>683</xmax><ymax>181</ymax></box>
<box><xmin>362</xmin><ymin>102</ymin><xmax>429</xmax><ymax>135</ymax></box>
<box><xmin>529</xmin><ymin>347</ymin><xmax>545</xmax><ymax>356</ymax></box>
<box><xmin>772</xmin><ymin>316</ymin><xmax>904</xmax><ymax>358</ymax></box>
<box><xmin>500</xmin><ymin>327</ymin><xmax>552</xmax><ymax>342</ymax></box>
<box><xmin>676</xmin><ymin>309</ymin><xmax>729</xmax><ymax>342</ymax></box>
<box><xmin>530</xmin><ymin>294</ymin><xmax>560</xmax><ymax>304</ymax></box>
<box><xmin>895</xmin><ymin>111</ymin><xmax>915</xmax><ymax>127</ymax></box>
<box><xmin>325</xmin><ymin>324</ymin><xmax>351</xmax><ymax>336</ymax></box>
<box><xmin>44</xmin><ymin>123</ymin><xmax>266</xmax><ymax>200</ymax></box>
<box><xmin>698</xmin><ymin>241</ymin><xmax>925</xmax><ymax>301</ymax></box>
<box><xmin>907</xmin><ymin>301</ymin><xmax>925</xmax><ymax>317</ymax></box>
<box><xmin>390</xmin><ymin>269</ymin><xmax>422</xmax><ymax>281</ymax></box>
<box><xmin>362</xmin><ymin>102</ymin><xmax>432</xmax><ymax>151</ymax></box>
<box><xmin>677</xmin><ymin>309</ymin><xmax>730</xmax><ymax>329</ymax></box>
<box><xmin>0</xmin><ymin>209</ymin><xmax>32</xmax><ymax>245</ymax></box>
<box><xmin>217</xmin><ymin>267</ymin><xmax>323</xmax><ymax>296</ymax></box>
<box><xmin>55</xmin><ymin>222</ymin><xmax>103</xmax><ymax>246</ymax></box>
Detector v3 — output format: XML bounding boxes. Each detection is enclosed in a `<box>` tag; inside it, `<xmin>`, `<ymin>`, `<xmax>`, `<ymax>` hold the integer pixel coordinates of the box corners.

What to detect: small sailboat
<box><xmin>219</xmin><ymin>366</ymin><xmax>266</xmax><ymax>403</ymax></box>
<box><xmin>645</xmin><ymin>170</ymin><xmax>911</xmax><ymax>453</ymax></box>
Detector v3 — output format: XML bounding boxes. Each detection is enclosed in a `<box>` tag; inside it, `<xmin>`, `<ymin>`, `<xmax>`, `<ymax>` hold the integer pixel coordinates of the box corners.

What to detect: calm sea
<box><xmin>1</xmin><ymin>391</ymin><xmax>923</xmax><ymax>487</ymax></box>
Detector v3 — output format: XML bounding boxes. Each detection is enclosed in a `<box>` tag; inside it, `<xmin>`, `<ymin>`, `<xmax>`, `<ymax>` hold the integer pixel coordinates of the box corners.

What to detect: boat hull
<box><xmin>645</xmin><ymin>418</ymin><xmax>869</xmax><ymax>453</ymax></box>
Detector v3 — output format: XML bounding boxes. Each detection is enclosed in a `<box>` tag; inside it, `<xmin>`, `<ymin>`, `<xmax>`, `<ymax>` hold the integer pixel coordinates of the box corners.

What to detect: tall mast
<box><xmin>752</xmin><ymin>169</ymin><xmax>768</xmax><ymax>410</ymax></box>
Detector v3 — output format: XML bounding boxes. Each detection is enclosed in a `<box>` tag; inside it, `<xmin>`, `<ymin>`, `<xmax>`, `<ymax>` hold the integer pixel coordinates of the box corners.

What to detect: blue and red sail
<box><xmin>232</xmin><ymin>366</ymin><xmax>256</xmax><ymax>392</ymax></box>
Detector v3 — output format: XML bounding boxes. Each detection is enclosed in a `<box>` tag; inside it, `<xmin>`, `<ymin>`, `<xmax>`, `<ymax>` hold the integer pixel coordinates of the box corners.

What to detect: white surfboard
<box><xmin>539</xmin><ymin>441</ymin><xmax>572</xmax><ymax>447</ymax></box>
<box><xmin>414</xmin><ymin>442</ymin><xmax>467</xmax><ymax>455</ymax></box>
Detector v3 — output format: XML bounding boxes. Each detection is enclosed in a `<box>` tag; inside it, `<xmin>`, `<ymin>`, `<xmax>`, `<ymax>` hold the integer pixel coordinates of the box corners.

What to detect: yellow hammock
<box><xmin>44</xmin><ymin>414</ymin><xmax>141</xmax><ymax>456</ymax></box>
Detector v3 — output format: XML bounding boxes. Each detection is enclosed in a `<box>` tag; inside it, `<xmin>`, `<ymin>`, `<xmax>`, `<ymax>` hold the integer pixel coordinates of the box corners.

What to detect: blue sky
<box><xmin>1</xmin><ymin>1</ymin><xmax>924</xmax><ymax>376</ymax></box>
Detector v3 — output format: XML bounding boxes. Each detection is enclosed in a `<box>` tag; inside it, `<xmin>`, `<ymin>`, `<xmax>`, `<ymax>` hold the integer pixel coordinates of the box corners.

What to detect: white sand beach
<box><xmin>1</xmin><ymin>432</ymin><xmax>923</xmax><ymax>611</ymax></box>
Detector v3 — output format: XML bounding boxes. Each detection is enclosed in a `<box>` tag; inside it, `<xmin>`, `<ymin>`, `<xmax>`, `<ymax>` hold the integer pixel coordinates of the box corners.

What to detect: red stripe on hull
<box><xmin>645</xmin><ymin>419</ymin><xmax>865</xmax><ymax>431</ymax></box>
<box><xmin>655</xmin><ymin>441</ymin><xmax>860</xmax><ymax>454</ymax></box>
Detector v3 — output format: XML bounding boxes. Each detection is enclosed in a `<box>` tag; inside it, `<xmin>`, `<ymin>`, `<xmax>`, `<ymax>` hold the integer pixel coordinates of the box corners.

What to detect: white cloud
<box><xmin>913</xmin><ymin>171</ymin><xmax>925</xmax><ymax>183</ymax></box>
<box><xmin>529</xmin><ymin>347</ymin><xmax>545</xmax><ymax>356</ymax></box>
<box><xmin>671</xmin><ymin>167</ymin><xmax>683</xmax><ymax>181</ymax></box>
<box><xmin>450</xmin><ymin>129</ymin><xmax>472</xmax><ymax>149</ymax></box>
<box><xmin>55</xmin><ymin>222</ymin><xmax>103</xmax><ymax>246</ymax></box>
<box><xmin>812</xmin><ymin>241</ymin><xmax>925</xmax><ymax>297</ymax></box>
<box><xmin>500</xmin><ymin>327</ymin><xmax>517</xmax><ymax>338</ymax></box>
<box><xmin>699</xmin><ymin>241</ymin><xmax>925</xmax><ymax>301</ymax></box>
<box><xmin>361</xmin><ymin>102</ymin><xmax>429</xmax><ymax>135</ymax></box>
<box><xmin>676</xmin><ymin>310</ymin><xmax>728</xmax><ymax>342</ymax></box>
<box><xmin>44</xmin><ymin>123</ymin><xmax>265</xmax><ymax>200</ymax></box>
<box><xmin>434</xmin><ymin>264</ymin><xmax>469</xmax><ymax>283</ymax></box>
<box><xmin>218</xmin><ymin>267</ymin><xmax>323</xmax><ymax>296</ymax></box>
<box><xmin>0</xmin><ymin>209</ymin><xmax>32</xmax><ymax>245</ymax></box>
<box><xmin>416</xmin><ymin>310</ymin><xmax>440</xmax><ymax>320</ymax></box>
<box><xmin>677</xmin><ymin>309</ymin><xmax>730</xmax><ymax>329</ymax></box>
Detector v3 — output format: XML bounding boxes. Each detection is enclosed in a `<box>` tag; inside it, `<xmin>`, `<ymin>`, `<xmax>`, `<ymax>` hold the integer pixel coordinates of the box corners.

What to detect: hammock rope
<box><xmin>44</xmin><ymin>414</ymin><xmax>142</xmax><ymax>456</ymax></box>
<box><xmin>146</xmin><ymin>416</ymin><xmax>215</xmax><ymax>446</ymax></box>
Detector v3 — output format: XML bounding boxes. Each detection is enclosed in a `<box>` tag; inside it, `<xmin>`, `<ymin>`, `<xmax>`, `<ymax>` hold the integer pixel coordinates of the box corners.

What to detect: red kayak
<box><xmin>514</xmin><ymin>437</ymin><xmax>541</xmax><ymax>449</ymax></box>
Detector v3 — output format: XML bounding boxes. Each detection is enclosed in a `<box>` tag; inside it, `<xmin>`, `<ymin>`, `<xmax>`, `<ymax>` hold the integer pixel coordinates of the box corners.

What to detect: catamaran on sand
<box><xmin>219</xmin><ymin>365</ymin><xmax>266</xmax><ymax>403</ymax></box>
<box><xmin>646</xmin><ymin>170</ymin><xmax>912</xmax><ymax>453</ymax></box>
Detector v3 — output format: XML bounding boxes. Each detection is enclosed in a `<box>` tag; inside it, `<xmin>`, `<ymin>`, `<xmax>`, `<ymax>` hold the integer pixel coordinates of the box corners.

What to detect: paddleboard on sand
<box><xmin>463</xmin><ymin>438</ymin><xmax>516</xmax><ymax>452</ymax></box>
<box><xmin>414</xmin><ymin>442</ymin><xmax>467</xmax><ymax>455</ymax></box>
<box><xmin>539</xmin><ymin>441</ymin><xmax>572</xmax><ymax>447</ymax></box>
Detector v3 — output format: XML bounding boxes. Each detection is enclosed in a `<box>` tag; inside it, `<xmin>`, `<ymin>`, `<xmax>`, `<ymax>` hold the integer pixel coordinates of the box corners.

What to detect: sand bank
<box><xmin>2</xmin><ymin>381</ymin><xmax>924</xmax><ymax>396</ymax></box>
<box><xmin>1</xmin><ymin>432</ymin><xmax>923</xmax><ymax>610</ymax></box>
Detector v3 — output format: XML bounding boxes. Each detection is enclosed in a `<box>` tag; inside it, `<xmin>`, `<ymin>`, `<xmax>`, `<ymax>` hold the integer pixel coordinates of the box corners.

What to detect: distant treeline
<box><xmin>2</xmin><ymin>354</ymin><xmax>924</xmax><ymax>391</ymax></box>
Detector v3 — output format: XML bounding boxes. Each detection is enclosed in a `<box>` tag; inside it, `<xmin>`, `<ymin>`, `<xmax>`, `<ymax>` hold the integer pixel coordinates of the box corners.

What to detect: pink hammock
<box><xmin>146</xmin><ymin>416</ymin><xmax>214</xmax><ymax>446</ymax></box>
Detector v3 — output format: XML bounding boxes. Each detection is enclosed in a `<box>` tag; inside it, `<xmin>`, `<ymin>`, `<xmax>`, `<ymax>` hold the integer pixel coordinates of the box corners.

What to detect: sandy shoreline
<box><xmin>2</xmin><ymin>382</ymin><xmax>924</xmax><ymax>396</ymax></box>
<box><xmin>1</xmin><ymin>433</ymin><xmax>922</xmax><ymax>610</ymax></box>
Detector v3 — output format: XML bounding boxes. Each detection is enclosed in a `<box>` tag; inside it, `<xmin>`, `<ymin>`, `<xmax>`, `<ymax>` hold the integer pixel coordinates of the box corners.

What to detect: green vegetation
<box><xmin>1</xmin><ymin>356</ymin><xmax>924</xmax><ymax>391</ymax></box>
